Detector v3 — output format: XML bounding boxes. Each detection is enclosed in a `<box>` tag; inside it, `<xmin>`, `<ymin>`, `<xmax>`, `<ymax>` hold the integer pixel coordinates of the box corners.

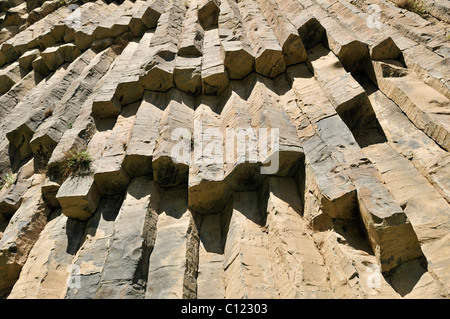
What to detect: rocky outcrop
<box><xmin>0</xmin><ymin>0</ymin><xmax>449</xmax><ymax>299</ymax></box>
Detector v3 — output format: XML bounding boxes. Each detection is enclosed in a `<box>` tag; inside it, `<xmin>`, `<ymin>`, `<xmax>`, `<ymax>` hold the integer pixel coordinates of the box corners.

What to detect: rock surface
<box><xmin>0</xmin><ymin>0</ymin><xmax>449</xmax><ymax>299</ymax></box>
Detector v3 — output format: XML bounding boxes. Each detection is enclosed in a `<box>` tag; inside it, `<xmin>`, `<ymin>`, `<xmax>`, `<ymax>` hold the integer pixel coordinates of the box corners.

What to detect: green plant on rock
<box><xmin>61</xmin><ymin>147</ymin><xmax>92</xmax><ymax>179</ymax></box>
<box><xmin>1</xmin><ymin>173</ymin><xmax>16</xmax><ymax>189</ymax></box>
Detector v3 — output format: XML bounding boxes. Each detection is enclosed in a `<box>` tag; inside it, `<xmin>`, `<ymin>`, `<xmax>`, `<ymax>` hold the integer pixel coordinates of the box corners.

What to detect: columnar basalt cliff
<box><xmin>0</xmin><ymin>0</ymin><xmax>449</xmax><ymax>299</ymax></box>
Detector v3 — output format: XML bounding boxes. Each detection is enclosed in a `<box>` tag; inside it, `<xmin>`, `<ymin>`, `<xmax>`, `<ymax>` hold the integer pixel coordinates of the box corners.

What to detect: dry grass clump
<box><xmin>395</xmin><ymin>0</ymin><xmax>427</xmax><ymax>17</ymax></box>
<box><xmin>61</xmin><ymin>147</ymin><xmax>92</xmax><ymax>180</ymax></box>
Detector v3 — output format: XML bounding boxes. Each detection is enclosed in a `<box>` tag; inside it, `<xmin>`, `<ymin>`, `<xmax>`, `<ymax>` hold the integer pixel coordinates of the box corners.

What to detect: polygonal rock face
<box><xmin>0</xmin><ymin>0</ymin><xmax>449</xmax><ymax>301</ymax></box>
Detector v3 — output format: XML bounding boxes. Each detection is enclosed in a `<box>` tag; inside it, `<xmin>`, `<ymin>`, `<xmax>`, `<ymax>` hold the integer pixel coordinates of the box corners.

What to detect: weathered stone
<box><xmin>222</xmin><ymin>191</ymin><xmax>277</xmax><ymax>298</ymax></box>
<box><xmin>92</xmin><ymin>40</ymin><xmax>140</xmax><ymax>118</ymax></box>
<box><xmin>261</xmin><ymin>177</ymin><xmax>332</xmax><ymax>298</ymax></box>
<box><xmin>7</xmin><ymin>50</ymin><xmax>95</xmax><ymax>161</ymax></box>
<box><xmin>152</xmin><ymin>89</ymin><xmax>195</xmax><ymax>187</ymax></box>
<box><xmin>31</xmin><ymin>56</ymin><xmax>50</xmax><ymax>76</ymax></box>
<box><xmin>139</xmin><ymin>0</ymin><xmax>187</xmax><ymax>92</ymax></box>
<box><xmin>306</xmin><ymin>4</ymin><xmax>369</xmax><ymax>74</ymax></box>
<box><xmin>364</xmin><ymin>82</ymin><xmax>450</xmax><ymax>203</ymax></box>
<box><xmin>283</xmin><ymin>65</ymin><xmax>357</xmax><ymax>222</ymax></box>
<box><xmin>256</xmin><ymin>0</ymin><xmax>307</xmax><ymax>66</ymax></box>
<box><xmin>317</xmin><ymin>115</ymin><xmax>424</xmax><ymax>272</ymax></box>
<box><xmin>65</xmin><ymin>196</ymin><xmax>122</xmax><ymax>299</ymax></box>
<box><xmin>372</xmin><ymin>60</ymin><xmax>450</xmax><ymax>152</ymax></box>
<box><xmin>0</xmin><ymin>177</ymin><xmax>49</xmax><ymax>296</ymax></box>
<box><xmin>18</xmin><ymin>49</ymin><xmax>40</xmax><ymax>72</ymax></box>
<box><xmin>92</xmin><ymin>102</ymin><xmax>138</xmax><ymax>196</ymax></box>
<box><xmin>146</xmin><ymin>187</ymin><xmax>199</xmax><ymax>299</ymax></box>
<box><xmin>197</xmin><ymin>213</ymin><xmax>226</xmax><ymax>299</ymax></box>
<box><xmin>56</xmin><ymin>174</ymin><xmax>100</xmax><ymax>221</ymax></box>
<box><xmin>178</xmin><ymin>0</ymin><xmax>204</xmax><ymax>57</ymax></box>
<box><xmin>218</xmin><ymin>0</ymin><xmax>254</xmax><ymax>80</ymax></box>
<box><xmin>198</xmin><ymin>0</ymin><xmax>221</xmax><ymax>30</ymax></box>
<box><xmin>95</xmin><ymin>178</ymin><xmax>162</xmax><ymax>299</ymax></box>
<box><xmin>73</xmin><ymin>2</ymin><xmax>120</xmax><ymax>51</ymax></box>
<box><xmin>188</xmin><ymin>95</ymin><xmax>232</xmax><ymax>215</ymax></box>
<box><xmin>129</xmin><ymin>0</ymin><xmax>166</xmax><ymax>36</ymax></box>
<box><xmin>30</xmin><ymin>48</ymin><xmax>116</xmax><ymax>158</ymax></box>
<box><xmin>307</xmin><ymin>44</ymin><xmax>367</xmax><ymax>114</ymax></box>
<box><xmin>9</xmin><ymin>212</ymin><xmax>85</xmax><ymax>299</ymax></box>
<box><xmin>1</xmin><ymin>0</ymin><xmax>450</xmax><ymax>300</ymax></box>
<box><xmin>201</xmin><ymin>29</ymin><xmax>229</xmax><ymax>95</ymax></box>
<box><xmin>173</xmin><ymin>56</ymin><xmax>202</xmax><ymax>96</ymax></box>
<box><xmin>122</xmin><ymin>91</ymin><xmax>165</xmax><ymax>178</ymax></box>
<box><xmin>237</xmin><ymin>0</ymin><xmax>286</xmax><ymax>78</ymax></box>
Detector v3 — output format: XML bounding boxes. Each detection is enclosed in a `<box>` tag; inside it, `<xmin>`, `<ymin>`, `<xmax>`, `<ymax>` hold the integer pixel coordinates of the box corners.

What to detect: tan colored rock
<box><xmin>0</xmin><ymin>62</ymin><xmax>24</xmax><ymax>95</ymax></box>
<box><xmin>92</xmin><ymin>0</ymin><xmax>134</xmax><ymax>41</ymax></box>
<box><xmin>218</xmin><ymin>0</ymin><xmax>254</xmax><ymax>80</ymax></box>
<box><xmin>197</xmin><ymin>213</ymin><xmax>226</xmax><ymax>299</ymax></box>
<box><xmin>317</xmin><ymin>115</ymin><xmax>424</xmax><ymax>272</ymax></box>
<box><xmin>198</xmin><ymin>0</ymin><xmax>221</xmax><ymax>30</ymax></box>
<box><xmin>139</xmin><ymin>0</ymin><xmax>186</xmax><ymax>92</ymax></box>
<box><xmin>73</xmin><ymin>2</ymin><xmax>119</xmax><ymax>50</ymax></box>
<box><xmin>262</xmin><ymin>177</ymin><xmax>332</xmax><ymax>298</ymax></box>
<box><xmin>255</xmin><ymin>0</ymin><xmax>307</xmax><ymax>66</ymax></box>
<box><xmin>178</xmin><ymin>0</ymin><xmax>204</xmax><ymax>57</ymax></box>
<box><xmin>273</xmin><ymin>0</ymin><xmax>324</xmax><ymax>50</ymax></box>
<box><xmin>223</xmin><ymin>191</ymin><xmax>277</xmax><ymax>298</ymax></box>
<box><xmin>56</xmin><ymin>174</ymin><xmax>100</xmax><ymax>221</ymax></box>
<box><xmin>31</xmin><ymin>56</ymin><xmax>50</xmax><ymax>76</ymax></box>
<box><xmin>129</xmin><ymin>0</ymin><xmax>167</xmax><ymax>36</ymax></box>
<box><xmin>7</xmin><ymin>50</ymin><xmax>95</xmax><ymax>161</ymax></box>
<box><xmin>283</xmin><ymin>65</ymin><xmax>357</xmax><ymax>223</ymax></box>
<box><xmin>95</xmin><ymin>178</ymin><xmax>162</xmax><ymax>299</ymax></box>
<box><xmin>18</xmin><ymin>49</ymin><xmax>40</xmax><ymax>72</ymax></box>
<box><xmin>173</xmin><ymin>56</ymin><xmax>202</xmax><ymax>96</ymax></box>
<box><xmin>0</xmin><ymin>177</ymin><xmax>49</xmax><ymax>296</ymax></box>
<box><xmin>188</xmin><ymin>95</ymin><xmax>232</xmax><ymax>215</ymax></box>
<box><xmin>365</xmin><ymin>82</ymin><xmax>450</xmax><ymax>203</ymax></box>
<box><xmin>363</xmin><ymin>143</ymin><xmax>450</xmax><ymax>293</ymax></box>
<box><xmin>8</xmin><ymin>212</ymin><xmax>85</xmax><ymax>299</ymax></box>
<box><xmin>30</xmin><ymin>48</ymin><xmax>116</xmax><ymax>158</ymax></box>
<box><xmin>201</xmin><ymin>29</ymin><xmax>229</xmax><ymax>95</ymax></box>
<box><xmin>306</xmin><ymin>4</ymin><xmax>369</xmax><ymax>74</ymax></box>
<box><xmin>1</xmin><ymin>0</ymin><xmax>450</xmax><ymax>300</ymax></box>
<box><xmin>65</xmin><ymin>196</ymin><xmax>123</xmax><ymax>299</ymax></box>
<box><xmin>92</xmin><ymin>40</ymin><xmax>140</xmax><ymax>118</ymax></box>
<box><xmin>237</xmin><ymin>0</ymin><xmax>286</xmax><ymax>78</ymax></box>
<box><xmin>372</xmin><ymin>60</ymin><xmax>450</xmax><ymax>152</ymax></box>
<box><xmin>146</xmin><ymin>187</ymin><xmax>199</xmax><ymax>299</ymax></box>
<box><xmin>152</xmin><ymin>89</ymin><xmax>195</xmax><ymax>187</ymax></box>
<box><xmin>122</xmin><ymin>91</ymin><xmax>165</xmax><ymax>178</ymax></box>
<box><xmin>315</xmin><ymin>0</ymin><xmax>401</xmax><ymax>61</ymax></box>
<box><xmin>92</xmin><ymin>102</ymin><xmax>138</xmax><ymax>196</ymax></box>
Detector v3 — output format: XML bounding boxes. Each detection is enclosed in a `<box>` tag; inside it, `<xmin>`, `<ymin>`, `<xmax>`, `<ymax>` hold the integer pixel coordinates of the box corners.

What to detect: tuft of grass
<box><xmin>395</xmin><ymin>0</ymin><xmax>427</xmax><ymax>17</ymax></box>
<box><xmin>1</xmin><ymin>173</ymin><xmax>16</xmax><ymax>189</ymax></box>
<box><xmin>61</xmin><ymin>147</ymin><xmax>92</xmax><ymax>180</ymax></box>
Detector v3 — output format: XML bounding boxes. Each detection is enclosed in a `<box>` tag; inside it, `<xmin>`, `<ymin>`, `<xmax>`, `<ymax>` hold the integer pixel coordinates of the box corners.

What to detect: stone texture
<box><xmin>145</xmin><ymin>187</ymin><xmax>199</xmax><ymax>299</ymax></box>
<box><xmin>95</xmin><ymin>178</ymin><xmax>162</xmax><ymax>299</ymax></box>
